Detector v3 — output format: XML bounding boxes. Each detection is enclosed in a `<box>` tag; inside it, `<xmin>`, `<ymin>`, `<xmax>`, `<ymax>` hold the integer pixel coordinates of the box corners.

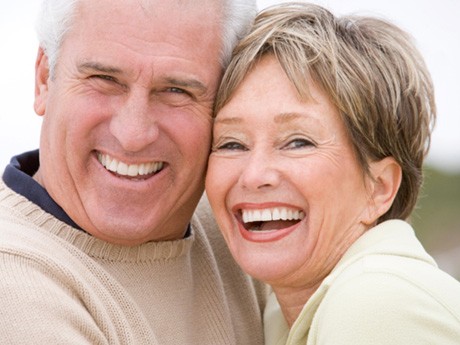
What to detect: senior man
<box><xmin>0</xmin><ymin>0</ymin><xmax>267</xmax><ymax>343</ymax></box>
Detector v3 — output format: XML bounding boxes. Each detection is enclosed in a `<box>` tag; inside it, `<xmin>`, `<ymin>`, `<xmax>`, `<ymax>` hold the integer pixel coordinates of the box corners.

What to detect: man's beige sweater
<box><xmin>0</xmin><ymin>181</ymin><xmax>268</xmax><ymax>344</ymax></box>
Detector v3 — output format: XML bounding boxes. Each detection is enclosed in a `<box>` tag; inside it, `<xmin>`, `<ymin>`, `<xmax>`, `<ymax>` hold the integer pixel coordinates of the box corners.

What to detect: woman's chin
<box><xmin>230</xmin><ymin>246</ymin><xmax>296</xmax><ymax>284</ymax></box>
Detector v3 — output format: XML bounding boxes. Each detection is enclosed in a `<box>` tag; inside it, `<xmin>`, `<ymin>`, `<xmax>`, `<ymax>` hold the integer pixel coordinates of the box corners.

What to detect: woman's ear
<box><xmin>34</xmin><ymin>47</ymin><xmax>50</xmax><ymax>116</ymax></box>
<box><xmin>362</xmin><ymin>157</ymin><xmax>402</xmax><ymax>225</ymax></box>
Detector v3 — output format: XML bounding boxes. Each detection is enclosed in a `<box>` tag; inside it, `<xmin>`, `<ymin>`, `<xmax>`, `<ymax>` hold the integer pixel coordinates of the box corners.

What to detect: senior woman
<box><xmin>205</xmin><ymin>3</ymin><xmax>460</xmax><ymax>344</ymax></box>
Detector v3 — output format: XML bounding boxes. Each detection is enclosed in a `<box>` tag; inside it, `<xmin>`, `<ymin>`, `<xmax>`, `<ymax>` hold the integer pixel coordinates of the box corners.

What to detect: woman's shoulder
<box><xmin>312</xmin><ymin>254</ymin><xmax>460</xmax><ymax>344</ymax></box>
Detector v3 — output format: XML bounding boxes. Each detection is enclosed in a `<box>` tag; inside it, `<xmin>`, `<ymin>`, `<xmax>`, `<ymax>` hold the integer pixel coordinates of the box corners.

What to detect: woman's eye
<box><xmin>215</xmin><ymin>141</ymin><xmax>247</xmax><ymax>151</ymax></box>
<box><xmin>285</xmin><ymin>138</ymin><xmax>315</xmax><ymax>150</ymax></box>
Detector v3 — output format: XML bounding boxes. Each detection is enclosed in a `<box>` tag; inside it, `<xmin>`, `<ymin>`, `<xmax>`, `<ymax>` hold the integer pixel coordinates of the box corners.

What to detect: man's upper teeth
<box><xmin>98</xmin><ymin>153</ymin><xmax>163</xmax><ymax>177</ymax></box>
<box><xmin>242</xmin><ymin>208</ymin><xmax>305</xmax><ymax>223</ymax></box>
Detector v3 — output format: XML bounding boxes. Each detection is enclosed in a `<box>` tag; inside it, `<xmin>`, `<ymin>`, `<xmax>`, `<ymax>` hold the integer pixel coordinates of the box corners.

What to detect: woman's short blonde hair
<box><xmin>215</xmin><ymin>2</ymin><xmax>436</xmax><ymax>222</ymax></box>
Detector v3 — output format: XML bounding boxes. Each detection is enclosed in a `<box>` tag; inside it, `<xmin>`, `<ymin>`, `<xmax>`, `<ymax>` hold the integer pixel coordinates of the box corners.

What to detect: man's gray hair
<box><xmin>35</xmin><ymin>0</ymin><xmax>257</xmax><ymax>75</ymax></box>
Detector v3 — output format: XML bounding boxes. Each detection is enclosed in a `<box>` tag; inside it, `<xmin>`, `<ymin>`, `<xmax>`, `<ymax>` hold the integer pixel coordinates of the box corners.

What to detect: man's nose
<box><xmin>109</xmin><ymin>91</ymin><xmax>160</xmax><ymax>152</ymax></box>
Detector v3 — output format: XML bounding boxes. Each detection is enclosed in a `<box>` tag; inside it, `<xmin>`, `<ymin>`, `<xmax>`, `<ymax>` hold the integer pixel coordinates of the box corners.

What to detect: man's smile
<box><xmin>97</xmin><ymin>152</ymin><xmax>164</xmax><ymax>178</ymax></box>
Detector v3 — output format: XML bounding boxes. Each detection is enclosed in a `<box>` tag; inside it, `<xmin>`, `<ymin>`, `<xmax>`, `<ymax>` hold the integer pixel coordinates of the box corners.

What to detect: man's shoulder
<box><xmin>192</xmin><ymin>192</ymin><xmax>270</xmax><ymax>296</ymax></box>
<box><xmin>192</xmin><ymin>193</ymin><xmax>222</xmax><ymax>241</ymax></box>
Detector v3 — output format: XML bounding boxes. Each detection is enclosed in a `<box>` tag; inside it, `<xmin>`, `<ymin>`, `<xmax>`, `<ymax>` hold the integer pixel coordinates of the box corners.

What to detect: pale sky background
<box><xmin>1</xmin><ymin>0</ymin><xmax>459</xmax><ymax>172</ymax></box>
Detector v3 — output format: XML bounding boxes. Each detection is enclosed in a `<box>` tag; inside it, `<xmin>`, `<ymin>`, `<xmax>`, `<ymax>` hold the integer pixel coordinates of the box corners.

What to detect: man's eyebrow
<box><xmin>164</xmin><ymin>77</ymin><xmax>207</xmax><ymax>92</ymax></box>
<box><xmin>78</xmin><ymin>62</ymin><xmax>122</xmax><ymax>75</ymax></box>
<box><xmin>77</xmin><ymin>63</ymin><xmax>208</xmax><ymax>92</ymax></box>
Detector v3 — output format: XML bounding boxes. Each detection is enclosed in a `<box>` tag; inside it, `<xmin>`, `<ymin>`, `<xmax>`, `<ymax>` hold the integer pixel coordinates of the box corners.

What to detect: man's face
<box><xmin>33</xmin><ymin>0</ymin><xmax>223</xmax><ymax>244</ymax></box>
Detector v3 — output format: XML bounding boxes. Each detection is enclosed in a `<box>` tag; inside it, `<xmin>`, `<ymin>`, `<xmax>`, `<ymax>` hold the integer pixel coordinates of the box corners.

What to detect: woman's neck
<box><xmin>272</xmin><ymin>282</ymin><xmax>321</xmax><ymax>327</ymax></box>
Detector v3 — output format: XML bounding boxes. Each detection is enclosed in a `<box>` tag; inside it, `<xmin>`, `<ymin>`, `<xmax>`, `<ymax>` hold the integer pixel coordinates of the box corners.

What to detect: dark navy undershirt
<box><xmin>2</xmin><ymin>150</ymin><xmax>191</xmax><ymax>237</ymax></box>
<box><xmin>2</xmin><ymin>150</ymin><xmax>83</xmax><ymax>229</ymax></box>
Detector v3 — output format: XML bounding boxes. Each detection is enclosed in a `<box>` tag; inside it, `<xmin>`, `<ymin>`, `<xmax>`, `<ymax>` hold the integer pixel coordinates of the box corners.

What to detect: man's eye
<box><xmin>168</xmin><ymin>87</ymin><xmax>186</xmax><ymax>94</ymax></box>
<box><xmin>285</xmin><ymin>138</ymin><xmax>315</xmax><ymax>150</ymax></box>
<box><xmin>93</xmin><ymin>75</ymin><xmax>116</xmax><ymax>82</ymax></box>
<box><xmin>157</xmin><ymin>87</ymin><xmax>194</xmax><ymax>106</ymax></box>
<box><xmin>166</xmin><ymin>87</ymin><xmax>193</xmax><ymax>97</ymax></box>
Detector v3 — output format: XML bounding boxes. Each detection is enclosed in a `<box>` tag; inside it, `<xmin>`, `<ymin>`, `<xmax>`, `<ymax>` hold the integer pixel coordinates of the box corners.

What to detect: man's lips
<box><xmin>97</xmin><ymin>152</ymin><xmax>164</xmax><ymax>178</ymax></box>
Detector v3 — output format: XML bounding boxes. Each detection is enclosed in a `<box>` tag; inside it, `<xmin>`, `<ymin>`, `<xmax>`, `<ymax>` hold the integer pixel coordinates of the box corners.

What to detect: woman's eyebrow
<box><xmin>213</xmin><ymin>116</ymin><xmax>243</xmax><ymax>125</ymax></box>
<box><xmin>274</xmin><ymin>112</ymin><xmax>313</xmax><ymax>123</ymax></box>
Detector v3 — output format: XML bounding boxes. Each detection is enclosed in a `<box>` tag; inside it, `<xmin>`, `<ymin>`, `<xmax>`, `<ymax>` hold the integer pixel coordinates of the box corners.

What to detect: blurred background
<box><xmin>1</xmin><ymin>1</ymin><xmax>459</xmax><ymax>278</ymax></box>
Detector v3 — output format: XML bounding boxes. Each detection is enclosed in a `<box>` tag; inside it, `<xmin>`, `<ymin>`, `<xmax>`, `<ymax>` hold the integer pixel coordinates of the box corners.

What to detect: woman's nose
<box><xmin>239</xmin><ymin>150</ymin><xmax>281</xmax><ymax>191</ymax></box>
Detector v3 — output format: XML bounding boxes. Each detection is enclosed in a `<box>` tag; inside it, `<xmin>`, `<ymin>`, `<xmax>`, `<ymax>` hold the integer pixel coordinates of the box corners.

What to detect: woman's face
<box><xmin>206</xmin><ymin>56</ymin><xmax>376</xmax><ymax>289</ymax></box>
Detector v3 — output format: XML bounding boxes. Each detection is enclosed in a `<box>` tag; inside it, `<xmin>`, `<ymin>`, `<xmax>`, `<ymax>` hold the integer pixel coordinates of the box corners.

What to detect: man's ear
<box><xmin>34</xmin><ymin>47</ymin><xmax>50</xmax><ymax>116</ymax></box>
<box><xmin>362</xmin><ymin>157</ymin><xmax>402</xmax><ymax>225</ymax></box>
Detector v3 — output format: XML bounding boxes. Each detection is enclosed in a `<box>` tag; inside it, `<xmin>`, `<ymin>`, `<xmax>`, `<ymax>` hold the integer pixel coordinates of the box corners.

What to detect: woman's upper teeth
<box><xmin>242</xmin><ymin>207</ymin><xmax>305</xmax><ymax>223</ymax></box>
<box><xmin>97</xmin><ymin>153</ymin><xmax>164</xmax><ymax>177</ymax></box>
